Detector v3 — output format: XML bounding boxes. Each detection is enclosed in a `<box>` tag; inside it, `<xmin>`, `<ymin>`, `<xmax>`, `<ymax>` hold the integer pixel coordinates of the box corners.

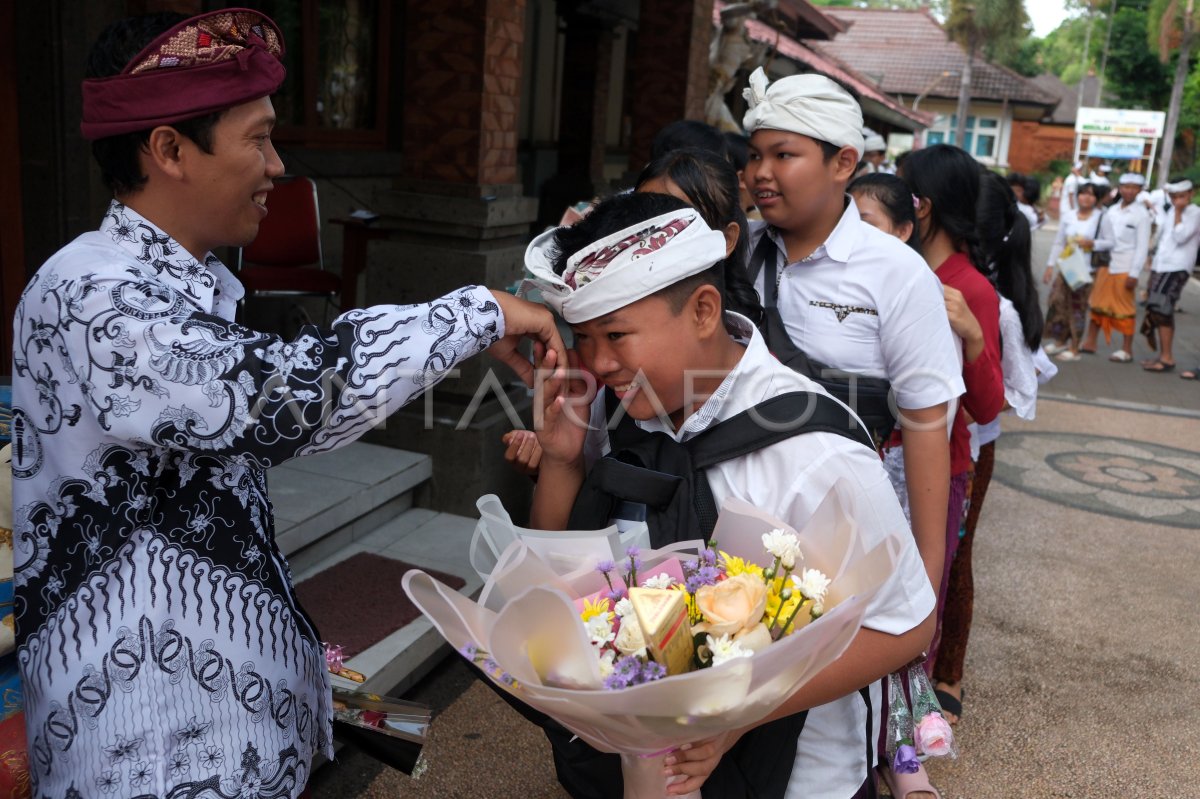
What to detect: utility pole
<box><xmin>1159</xmin><ymin>0</ymin><xmax>1196</xmax><ymax>183</ymax></box>
<box><xmin>1076</xmin><ymin>7</ymin><xmax>1095</xmax><ymax>110</ymax></box>
<box><xmin>1096</xmin><ymin>0</ymin><xmax>1117</xmax><ymax>104</ymax></box>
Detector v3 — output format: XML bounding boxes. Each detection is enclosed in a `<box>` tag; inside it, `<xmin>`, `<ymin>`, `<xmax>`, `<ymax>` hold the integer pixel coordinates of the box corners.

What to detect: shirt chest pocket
<box><xmin>807</xmin><ymin>300</ymin><xmax>882</xmax><ymax>348</ymax></box>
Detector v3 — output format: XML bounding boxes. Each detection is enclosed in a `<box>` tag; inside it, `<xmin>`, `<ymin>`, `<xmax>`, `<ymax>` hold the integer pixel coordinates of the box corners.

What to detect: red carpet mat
<box><xmin>295</xmin><ymin>552</ymin><xmax>466</xmax><ymax>658</ymax></box>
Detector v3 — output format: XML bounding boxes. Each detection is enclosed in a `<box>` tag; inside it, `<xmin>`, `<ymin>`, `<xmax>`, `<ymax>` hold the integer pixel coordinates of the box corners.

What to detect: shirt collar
<box><xmin>98</xmin><ymin>200</ymin><xmax>244</xmax><ymax>314</ymax></box>
<box><xmin>765</xmin><ymin>195</ymin><xmax>860</xmax><ymax>266</ymax></box>
<box><xmin>634</xmin><ymin>312</ymin><xmax>764</xmax><ymax>442</ymax></box>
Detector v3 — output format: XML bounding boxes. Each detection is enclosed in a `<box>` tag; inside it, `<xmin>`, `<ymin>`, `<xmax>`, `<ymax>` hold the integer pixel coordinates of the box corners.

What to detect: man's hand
<box><xmin>943</xmin><ymin>285</ymin><xmax>983</xmax><ymax>362</ymax></box>
<box><xmin>533</xmin><ymin>348</ymin><xmax>593</xmax><ymax>467</ymax></box>
<box><xmin>487</xmin><ymin>291</ymin><xmax>568</xmax><ymax>387</ymax></box>
<box><xmin>1043</xmin><ymin>266</ymin><xmax>1055</xmax><ymax>285</ymax></box>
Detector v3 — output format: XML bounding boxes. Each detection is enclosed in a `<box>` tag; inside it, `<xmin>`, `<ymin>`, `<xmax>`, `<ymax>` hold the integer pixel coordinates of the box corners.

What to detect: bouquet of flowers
<box><xmin>403</xmin><ymin>482</ymin><xmax>898</xmax><ymax>798</ymax></box>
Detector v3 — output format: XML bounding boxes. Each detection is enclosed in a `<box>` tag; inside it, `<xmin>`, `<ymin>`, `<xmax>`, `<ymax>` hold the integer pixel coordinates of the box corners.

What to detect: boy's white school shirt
<box><xmin>748</xmin><ymin>201</ymin><xmax>965</xmax><ymax>412</ymax></box>
<box><xmin>582</xmin><ymin>314</ymin><xmax>936</xmax><ymax>798</ymax></box>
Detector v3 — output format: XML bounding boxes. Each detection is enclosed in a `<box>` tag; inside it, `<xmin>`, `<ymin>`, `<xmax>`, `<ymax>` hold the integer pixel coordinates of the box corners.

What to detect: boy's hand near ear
<box><xmin>528</xmin><ymin>348</ymin><xmax>594</xmax><ymax>530</ymax></box>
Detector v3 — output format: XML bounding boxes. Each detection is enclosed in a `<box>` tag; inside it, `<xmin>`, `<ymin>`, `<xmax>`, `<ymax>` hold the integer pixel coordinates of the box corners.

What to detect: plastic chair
<box><xmin>237</xmin><ymin>176</ymin><xmax>341</xmax><ymax>309</ymax></box>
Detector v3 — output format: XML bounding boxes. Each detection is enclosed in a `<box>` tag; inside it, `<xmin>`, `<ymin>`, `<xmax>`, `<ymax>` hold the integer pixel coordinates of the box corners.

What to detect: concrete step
<box><xmin>268</xmin><ymin>442</ymin><xmax>432</xmax><ymax>576</ymax></box>
<box><xmin>291</xmin><ymin>507</ymin><xmax>482</xmax><ymax>696</ymax></box>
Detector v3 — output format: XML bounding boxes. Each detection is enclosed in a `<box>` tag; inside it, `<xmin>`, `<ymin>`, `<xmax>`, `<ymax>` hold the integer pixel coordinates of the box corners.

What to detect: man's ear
<box><xmin>690</xmin><ymin>283</ymin><xmax>725</xmax><ymax>337</ymax></box>
<box><xmin>145</xmin><ymin>126</ymin><xmax>187</xmax><ymax>182</ymax></box>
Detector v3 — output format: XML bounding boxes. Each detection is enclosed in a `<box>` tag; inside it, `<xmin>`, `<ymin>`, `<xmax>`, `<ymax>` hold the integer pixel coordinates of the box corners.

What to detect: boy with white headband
<box><xmin>525</xmin><ymin>191</ymin><xmax>935</xmax><ymax>798</ymax></box>
<box><xmin>1141</xmin><ymin>177</ymin><xmax>1200</xmax><ymax>372</ymax></box>
<box><xmin>739</xmin><ymin>67</ymin><xmax>961</xmax><ymax>798</ymax></box>
<box><xmin>1083</xmin><ymin>171</ymin><xmax>1152</xmax><ymax>362</ymax></box>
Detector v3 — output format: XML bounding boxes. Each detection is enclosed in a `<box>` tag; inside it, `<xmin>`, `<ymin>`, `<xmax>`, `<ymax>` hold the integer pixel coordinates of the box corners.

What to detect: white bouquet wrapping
<box><xmin>402</xmin><ymin>482</ymin><xmax>898</xmax><ymax>798</ymax></box>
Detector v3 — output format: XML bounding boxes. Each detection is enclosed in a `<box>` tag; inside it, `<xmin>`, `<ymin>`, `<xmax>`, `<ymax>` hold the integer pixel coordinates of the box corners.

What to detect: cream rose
<box><xmin>694</xmin><ymin>574</ymin><xmax>767</xmax><ymax>637</ymax></box>
<box><xmin>614</xmin><ymin>618</ymin><xmax>647</xmax><ymax>657</ymax></box>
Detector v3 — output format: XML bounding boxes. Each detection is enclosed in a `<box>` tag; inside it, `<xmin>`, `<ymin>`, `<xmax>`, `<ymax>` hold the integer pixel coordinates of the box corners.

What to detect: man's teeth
<box><xmin>756</xmin><ymin>190</ymin><xmax>779</xmax><ymax>198</ymax></box>
<box><xmin>253</xmin><ymin>193</ymin><xmax>268</xmax><ymax>204</ymax></box>
<box><xmin>614</xmin><ymin>381</ymin><xmax>638</xmax><ymax>392</ymax></box>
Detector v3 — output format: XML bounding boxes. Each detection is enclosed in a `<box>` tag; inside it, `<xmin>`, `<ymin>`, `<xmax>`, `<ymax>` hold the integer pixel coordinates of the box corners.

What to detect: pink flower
<box><xmin>914</xmin><ymin>712</ymin><xmax>955</xmax><ymax>757</ymax></box>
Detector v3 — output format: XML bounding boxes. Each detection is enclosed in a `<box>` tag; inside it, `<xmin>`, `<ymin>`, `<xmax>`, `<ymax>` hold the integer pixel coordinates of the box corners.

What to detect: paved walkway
<box><xmin>309</xmin><ymin>225</ymin><xmax>1200</xmax><ymax>798</ymax></box>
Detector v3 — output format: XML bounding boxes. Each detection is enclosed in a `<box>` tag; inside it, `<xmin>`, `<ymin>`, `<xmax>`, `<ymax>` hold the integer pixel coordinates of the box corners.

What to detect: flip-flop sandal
<box><xmin>879</xmin><ymin>762</ymin><xmax>942</xmax><ymax>799</ymax></box>
<box><xmin>934</xmin><ymin>688</ymin><xmax>963</xmax><ymax>721</ymax></box>
<box><xmin>1181</xmin><ymin>369</ymin><xmax>1200</xmax><ymax>381</ymax></box>
<box><xmin>1143</xmin><ymin>361</ymin><xmax>1175</xmax><ymax>373</ymax></box>
<box><xmin>1109</xmin><ymin>351</ymin><xmax>1133</xmax><ymax>363</ymax></box>
<box><xmin>1079</xmin><ymin>347</ymin><xmax>1097</xmax><ymax>355</ymax></box>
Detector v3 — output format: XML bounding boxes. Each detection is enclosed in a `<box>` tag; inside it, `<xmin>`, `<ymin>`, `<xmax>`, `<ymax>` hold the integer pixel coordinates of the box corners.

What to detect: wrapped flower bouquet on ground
<box><xmin>403</xmin><ymin>482</ymin><xmax>899</xmax><ymax>798</ymax></box>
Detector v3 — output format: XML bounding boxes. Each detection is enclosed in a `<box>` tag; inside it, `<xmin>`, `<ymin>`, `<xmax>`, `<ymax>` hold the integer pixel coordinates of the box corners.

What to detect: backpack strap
<box><xmin>748</xmin><ymin>231</ymin><xmax>782</xmax><ymax>308</ymax></box>
<box><xmin>684</xmin><ymin>391</ymin><xmax>875</xmax><ymax>535</ymax></box>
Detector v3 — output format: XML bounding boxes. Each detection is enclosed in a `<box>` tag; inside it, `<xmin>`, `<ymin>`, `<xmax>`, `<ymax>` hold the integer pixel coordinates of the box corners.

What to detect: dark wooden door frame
<box><xmin>0</xmin><ymin>2</ymin><xmax>27</xmax><ymax>377</ymax></box>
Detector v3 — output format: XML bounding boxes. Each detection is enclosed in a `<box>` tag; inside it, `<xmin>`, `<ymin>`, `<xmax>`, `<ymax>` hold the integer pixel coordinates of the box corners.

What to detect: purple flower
<box><xmin>624</xmin><ymin>547</ymin><xmax>640</xmax><ymax>558</ymax></box>
<box><xmin>639</xmin><ymin>661</ymin><xmax>666</xmax><ymax>682</ymax></box>
<box><xmin>482</xmin><ymin>657</ymin><xmax>500</xmax><ymax>674</ymax></box>
<box><xmin>893</xmin><ymin>744</ymin><xmax>920</xmax><ymax>775</ymax></box>
<box><xmin>596</xmin><ymin>559</ymin><xmax>616</xmax><ymax>575</ymax></box>
<box><xmin>603</xmin><ymin>655</ymin><xmax>668</xmax><ymax>690</ymax></box>
<box><xmin>700</xmin><ymin>548</ymin><xmax>718</xmax><ymax>566</ymax></box>
<box><xmin>606</xmin><ymin>588</ymin><xmax>627</xmax><ymax>603</ymax></box>
<box><xmin>459</xmin><ymin>643</ymin><xmax>479</xmax><ymax>660</ymax></box>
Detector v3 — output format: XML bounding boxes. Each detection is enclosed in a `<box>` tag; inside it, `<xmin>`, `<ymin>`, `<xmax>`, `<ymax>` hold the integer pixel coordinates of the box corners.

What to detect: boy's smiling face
<box><xmin>745</xmin><ymin>130</ymin><xmax>856</xmax><ymax>232</ymax></box>
<box><xmin>571</xmin><ymin>288</ymin><xmax>737</xmax><ymax>429</ymax></box>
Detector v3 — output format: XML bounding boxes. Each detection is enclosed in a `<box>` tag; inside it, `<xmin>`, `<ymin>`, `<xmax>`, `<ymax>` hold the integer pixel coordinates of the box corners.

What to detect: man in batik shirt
<box><xmin>10</xmin><ymin>10</ymin><xmax>564</xmax><ymax>798</ymax></box>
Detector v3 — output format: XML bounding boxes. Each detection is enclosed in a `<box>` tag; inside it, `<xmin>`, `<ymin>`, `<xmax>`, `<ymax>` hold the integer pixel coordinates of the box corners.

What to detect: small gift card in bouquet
<box><xmin>331</xmin><ymin>687</ymin><xmax>432</xmax><ymax>776</ymax></box>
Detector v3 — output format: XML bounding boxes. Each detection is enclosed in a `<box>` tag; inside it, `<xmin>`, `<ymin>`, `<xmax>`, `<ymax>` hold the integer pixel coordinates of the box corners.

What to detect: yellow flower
<box><xmin>580</xmin><ymin>596</ymin><xmax>613</xmax><ymax>624</ymax></box>
<box><xmin>720</xmin><ymin>551</ymin><xmax>764</xmax><ymax>580</ymax></box>
<box><xmin>672</xmin><ymin>583</ymin><xmax>702</xmax><ymax>624</ymax></box>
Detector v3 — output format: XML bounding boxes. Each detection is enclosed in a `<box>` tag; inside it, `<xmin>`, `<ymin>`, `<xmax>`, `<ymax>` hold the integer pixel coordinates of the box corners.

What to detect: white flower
<box><xmin>585</xmin><ymin>615</ymin><xmax>616</xmax><ymax>648</ymax></box>
<box><xmin>614</xmin><ymin>618</ymin><xmax>647</xmax><ymax>656</ymax></box>
<box><xmin>792</xmin><ymin>568</ymin><xmax>831</xmax><ymax>602</ymax></box>
<box><xmin>641</xmin><ymin>572</ymin><xmax>674</xmax><ymax>589</ymax></box>
<box><xmin>597</xmin><ymin>649</ymin><xmax>616</xmax><ymax>678</ymax></box>
<box><xmin>613</xmin><ymin>597</ymin><xmax>634</xmax><ymax>618</ymax></box>
<box><xmin>761</xmin><ymin>528</ymin><xmax>802</xmax><ymax>569</ymax></box>
<box><xmin>706</xmin><ymin>633</ymin><xmax>753</xmax><ymax>667</ymax></box>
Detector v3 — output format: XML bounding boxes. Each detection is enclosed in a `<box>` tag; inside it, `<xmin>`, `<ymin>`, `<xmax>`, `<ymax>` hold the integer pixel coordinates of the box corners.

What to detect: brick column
<box><xmin>401</xmin><ymin>0</ymin><xmax>523</xmax><ymax>185</ymax></box>
<box><xmin>364</xmin><ymin>0</ymin><xmax>540</xmax><ymax>517</ymax></box>
<box><xmin>628</xmin><ymin>0</ymin><xmax>715</xmax><ymax>170</ymax></box>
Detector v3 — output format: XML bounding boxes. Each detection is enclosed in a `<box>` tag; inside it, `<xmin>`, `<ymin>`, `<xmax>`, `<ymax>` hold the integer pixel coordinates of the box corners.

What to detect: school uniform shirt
<box><xmin>1150</xmin><ymin>204</ymin><xmax>1200</xmax><ymax>273</ymax></box>
<box><xmin>1094</xmin><ymin>200</ymin><xmax>1152</xmax><ymax>279</ymax></box>
<box><xmin>585</xmin><ymin>313</ymin><xmax>935</xmax><ymax>799</ymax></box>
<box><xmin>970</xmin><ymin>296</ymin><xmax>1040</xmax><ymax>457</ymax></box>
<box><xmin>748</xmin><ymin>202</ymin><xmax>965</xmax><ymax>412</ymax></box>
<box><xmin>1062</xmin><ymin>172</ymin><xmax>1082</xmax><ymax>210</ymax></box>
<box><xmin>934</xmin><ymin>253</ymin><xmax>1004</xmax><ymax>477</ymax></box>
<box><xmin>11</xmin><ymin>201</ymin><xmax>505</xmax><ymax>798</ymax></box>
<box><xmin>1047</xmin><ymin>208</ymin><xmax>1103</xmax><ymax>266</ymax></box>
<box><xmin>1016</xmin><ymin>201</ymin><xmax>1040</xmax><ymax>232</ymax></box>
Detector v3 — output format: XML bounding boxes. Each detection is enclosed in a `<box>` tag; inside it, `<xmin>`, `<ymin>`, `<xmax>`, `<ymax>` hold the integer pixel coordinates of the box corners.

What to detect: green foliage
<box><xmin>809</xmin><ymin>0</ymin><xmax>948</xmax><ymax>10</ymax></box>
<box><xmin>1104</xmin><ymin>6</ymin><xmax>1172</xmax><ymax>106</ymax></box>
<box><xmin>945</xmin><ymin>0</ymin><xmax>1030</xmax><ymax>57</ymax></box>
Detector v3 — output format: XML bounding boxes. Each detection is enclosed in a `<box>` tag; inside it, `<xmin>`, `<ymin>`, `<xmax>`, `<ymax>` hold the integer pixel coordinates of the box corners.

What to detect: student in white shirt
<box><xmin>1142</xmin><ymin>178</ymin><xmax>1200</xmax><ymax>372</ymax></box>
<box><xmin>1062</xmin><ymin>161</ymin><xmax>1085</xmax><ymax>212</ymax></box>
<box><xmin>526</xmin><ymin>191</ymin><xmax>936</xmax><ymax>799</ymax></box>
<box><xmin>1082</xmin><ymin>172</ymin><xmax>1152</xmax><ymax>362</ymax></box>
<box><xmin>738</xmin><ymin>68</ymin><xmax>960</xmax><ymax>799</ymax></box>
<box><xmin>1043</xmin><ymin>182</ymin><xmax>1104</xmax><ymax>360</ymax></box>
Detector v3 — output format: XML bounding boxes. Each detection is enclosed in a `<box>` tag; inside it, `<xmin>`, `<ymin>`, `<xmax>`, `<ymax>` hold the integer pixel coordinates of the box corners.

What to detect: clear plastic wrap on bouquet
<box><xmin>907</xmin><ymin>661</ymin><xmax>958</xmax><ymax>761</ymax></box>
<box><xmin>403</xmin><ymin>481</ymin><xmax>899</xmax><ymax>796</ymax></box>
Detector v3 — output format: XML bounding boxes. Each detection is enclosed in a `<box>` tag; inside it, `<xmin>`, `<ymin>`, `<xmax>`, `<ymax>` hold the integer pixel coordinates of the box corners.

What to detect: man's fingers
<box><xmin>492</xmin><ymin>339</ymin><xmax>535</xmax><ymax>386</ymax></box>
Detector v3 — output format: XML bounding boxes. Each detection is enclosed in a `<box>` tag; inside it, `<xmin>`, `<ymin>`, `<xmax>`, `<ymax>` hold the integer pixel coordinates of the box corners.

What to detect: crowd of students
<box><xmin>507</xmin><ymin>67</ymin><xmax>1055</xmax><ymax>799</ymax></box>
<box><xmin>1046</xmin><ymin>164</ymin><xmax>1200</xmax><ymax>375</ymax></box>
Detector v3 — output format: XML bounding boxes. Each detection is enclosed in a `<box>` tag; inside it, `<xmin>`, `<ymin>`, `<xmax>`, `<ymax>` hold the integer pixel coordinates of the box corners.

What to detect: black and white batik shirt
<box><xmin>11</xmin><ymin>201</ymin><xmax>504</xmax><ymax>798</ymax></box>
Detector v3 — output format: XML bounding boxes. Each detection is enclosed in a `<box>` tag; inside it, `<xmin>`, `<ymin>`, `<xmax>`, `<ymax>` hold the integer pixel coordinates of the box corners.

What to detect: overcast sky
<box><xmin>1028</xmin><ymin>0</ymin><xmax>1072</xmax><ymax>38</ymax></box>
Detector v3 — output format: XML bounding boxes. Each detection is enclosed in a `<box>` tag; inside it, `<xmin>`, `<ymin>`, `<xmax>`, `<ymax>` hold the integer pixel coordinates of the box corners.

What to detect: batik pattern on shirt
<box><xmin>11</xmin><ymin>201</ymin><xmax>502</xmax><ymax>798</ymax></box>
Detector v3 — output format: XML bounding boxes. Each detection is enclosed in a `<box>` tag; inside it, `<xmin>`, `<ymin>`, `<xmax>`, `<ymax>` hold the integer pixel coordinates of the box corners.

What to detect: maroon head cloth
<box><xmin>80</xmin><ymin>8</ymin><xmax>286</xmax><ymax>140</ymax></box>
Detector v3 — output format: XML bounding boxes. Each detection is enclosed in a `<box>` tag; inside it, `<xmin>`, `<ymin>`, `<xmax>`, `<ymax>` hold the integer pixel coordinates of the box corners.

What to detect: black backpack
<box><xmin>747</xmin><ymin>232</ymin><xmax>898</xmax><ymax>447</ymax></box>
<box><xmin>507</xmin><ymin>387</ymin><xmax>875</xmax><ymax>799</ymax></box>
<box><xmin>568</xmin><ymin>388</ymin><xmax>875</xmax><ymax>544</ymax></box>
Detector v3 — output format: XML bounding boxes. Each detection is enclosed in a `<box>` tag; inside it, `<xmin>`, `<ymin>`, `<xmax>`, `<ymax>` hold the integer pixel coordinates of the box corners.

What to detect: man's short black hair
<box><xmin>86</xmin><ymin>12</ymin><xmax>226</xmax><ymax>195</ymax></box>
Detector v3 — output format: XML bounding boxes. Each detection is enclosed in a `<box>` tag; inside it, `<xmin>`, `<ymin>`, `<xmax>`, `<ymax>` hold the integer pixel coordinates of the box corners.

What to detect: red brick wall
<box><xmin>628</xmin><ymin>0</ymin><xmax>715</xmax><ymax>170</ymax></box>
<box><xmin>1008</xmin><ymin>121</ymin><xmax>1076</xmax><ymax>175</ymax></box>
<box><xmin>402</xmin><ymin>0</ymin><xmax>524</xmax><ymax>185</ymax></box>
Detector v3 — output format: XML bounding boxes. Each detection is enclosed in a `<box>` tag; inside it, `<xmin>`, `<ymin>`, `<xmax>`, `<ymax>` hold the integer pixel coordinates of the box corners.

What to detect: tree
<box><xmin>1151</xmin><ymin>0</ymin><xmax>1200</xmax><ymax>178</ymax></box>
<box><xmin>1104</xmin><ymin>5</ymin><xmax>1171</xmax><ymax>106</ymax></box>
<box><xmin>944</xmin><ymin>0</ymin><xmax>1030</xmax><ymax>148</ymax></box>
